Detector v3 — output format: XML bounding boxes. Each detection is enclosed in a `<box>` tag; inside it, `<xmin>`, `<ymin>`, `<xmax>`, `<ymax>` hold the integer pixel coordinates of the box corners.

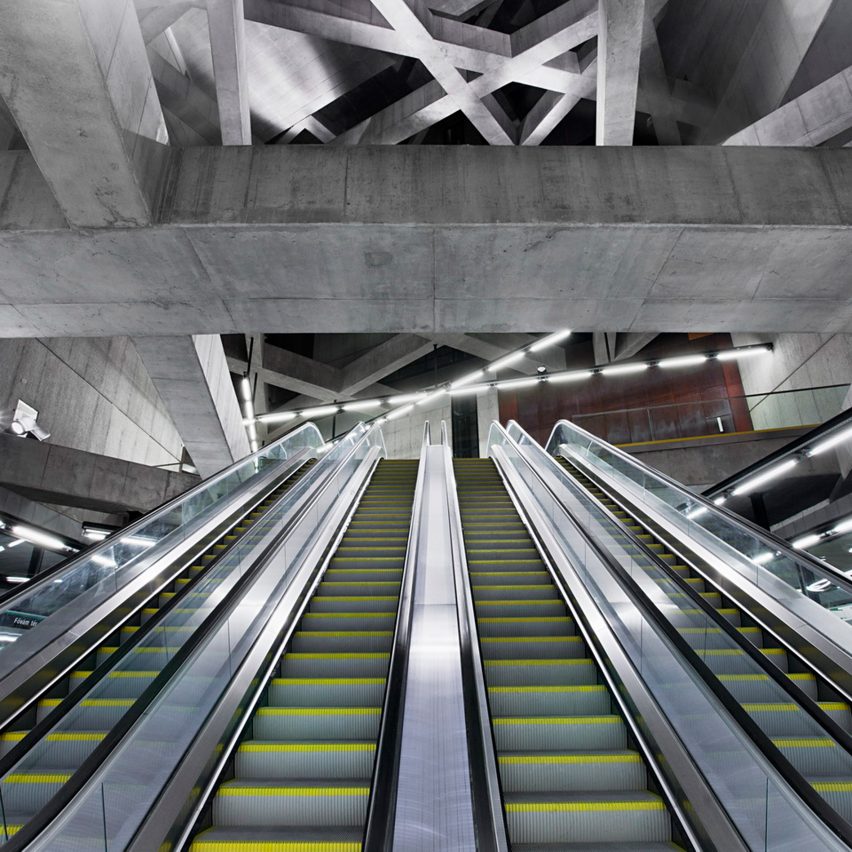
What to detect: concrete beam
<box><xmin>614</xmin><ymin>332</ymin><xmax>658</xmax><ymax>361</ymax></box>
<box><xmin>725</xmin><ymin>65</ymin><xmax>852</xmax><ymax>147</ymax></box>
<box><xmin>207</xmin><ymin>0</ymin><xmax>252</xmax><ymax>145</ymax></box>
<box><xmin>133</xmin><ymin>335</ymin><xmax>250</xmax><ymax>477</ymax></box>
<box><xmin>1</xmin><ymin>147</ymin><xmax>852</xmax><ymax>336</ymax></box>
<box><xmin>0</xmin><ymin>435</ymin><xmax>198</xmax><ymax>514</ymax></box>
<box><xmin>0</xmin><ymin>0</ymin><xmax>169</xmax><ymax>227</ymax></box>
<box><xmin>596</xmin><ymin>0</ymin><xmax>646</xmax><ymax>145</ymax></box>
<box><xmin>340</xmin><ymin>334</ymin><xmax>434</xmax><ymax>396</ymax></box>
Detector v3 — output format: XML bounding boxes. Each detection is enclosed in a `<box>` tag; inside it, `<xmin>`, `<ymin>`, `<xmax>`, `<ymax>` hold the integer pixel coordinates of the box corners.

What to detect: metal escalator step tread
<box><xmin>271</xmin><ymin>678</ymin><xmax>386</xmax><ymax>685</ymax></box>
<box><xmin>40</xmin><ymin>698</ymin><xmax>133</xmax><ymax>708</ymax></box>
<box><xmin>812</xmin><ymin>780</ymin><xmax>852</xmax><ymax>792</ymax></box>
<box><xmin>191</xmin><ymin>827</ymin><xmax>362</xmax><ymax>850</ymax></box>
<box><xmin>313</xmin><ymin>596</ymin><xmax>398</xmax><ymax>601</ymax></box>
<box><xmin>476</xmin><ymin>600</ymin><xmax>566</xmax><ymax>606</ymax></box>
<box><xmin>490</xmin><ymin>685</ymin><xmax>605</xmax><ymax>694</ymax></box>
<box><xmin>494</xmin><ymin>715</ymin><xmax>620</xmax><ymax>726</ymax></box>
<box><xmin>478</xmin><ymin>617</ymin><xmax>570</xmax><ymax>623</ymax></box>
<box><xmin>5</xmin><ymin>772</ymin><xmax>73</xmax><ymax>783</ymax></box>
<box><xmin>677</xmin><ymin>627</ymin><xmax>759</xmax><ymax>635</ymax></box>
<box><xmin>1</xmin><ymin>731</ymin><xmax>104</xmax><ymax>743</ymax></box>
<box><xmin>285</xmin><ymin>653</ymin><xmax>390</xmax><ymax>659</ymax></box>
<box><xmin>470</xmin><ymin>561</ymin><xmax>543</xmax><ymax>566</ymax></box>
<box><xmin>218</xmin><ymin>783</ymin><xmax>370</xmax><ymax>797</ymax></box>
<box><xmin>485</xmin><ymin>659</ymin><xmax>591</xmax><ymax>667</ymax></box>
<box><xmin>720</xmin><ymin>673</ymin><xmax>814</xmax><ymax>682</ymax></box>
<box><xmin>256</xmin><ymin>708</ymin><xmax>381</xmax><ymax>716</ymax></box>
<box><xmin>239</xmin><ymin>742</ymin><xmax>376</xmax><ymax>753</ymax></box>
<box><xmin>302</xmin><ymin>613</ymin><xmax>395</xmax><ymax>620</ymax></box>
<box><xmin>294</xmin><ymin>632</ymin><xmax>393</xmax><ymax>639</ymax></box>
<box><xmin>499</xmin><ymin>751</ymin><xmax>641</xmax><ymax>765</ymax></box>
<box><xmin>481</xmin><ymin>637</ymin><xmax>582</xmax><ymax>645</ymax></box>
<box><xmin>71</xmin><ymin>670</ymin><xmax>158</xmax><ymax>679</ymax></box>
<box><xmin>99</xmin><ymin>646</ymin><xmax>182</xmax><ymax>655</ymax></box>
<box><xmin>504</xmin><ymin>793</ymin><xmax>665</xmax><ymax>812</ymax></box>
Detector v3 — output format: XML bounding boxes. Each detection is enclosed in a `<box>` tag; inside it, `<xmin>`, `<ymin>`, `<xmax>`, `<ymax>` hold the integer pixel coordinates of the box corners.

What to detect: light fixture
<box><xmin>250</xmin><ymin>439</ymin><xmax>259</xmax><ymax>452</ymax></box>
<box><xmin>11</xmin><ymin>525</ymin><xmax>66</xmax><ymax>551</ymax></box>
<box><xmin>808</xmin><ymin>426</ymin><xmax>852</xmax><ymax>457</ymax></box>
<box><xmin>7</xmin><ymin>539</ymin><xmax>24</xmax><ymax>548</ymax></box>
<box><xmin>601</xmin><ymin>363</ymin><xmax>648</xmax><ymax>377</ymax></box>
<box><xmin>716</xmin><ymin>346</ymin><xmax>771</xmax><ymax>361</ymax></box>
<box><xmin>9</xmin><ymin>400</ymin><xmax>50</xmax><ymax>441</ymax></box>
<box><xmin>450</xmin><ymin>385</ymin><xmax>487</xmax><ymax>397</ymax></box>
<box><xmin>259</xmin><ymin>411</ymin><xmax>298</xmax><ymax>424</ymax></box>
<box><xmin>5</xmin><ymin>576</ymin><xmax>29</xmax><ymax>584</ymax></box>
<box><xmin>301</xmin><ymin>405</ymin><xmax>339</xmax><ymax>418</ymax></box>
<box><xmin>792</xmin><ymin>533</ymin><xmax>821</xmax><ymax>550</ymax></box>
<box><xmin>390</xmin><ymin>393</ymin><xmax>426</xmax><ymax>405</ymax></box>
<box><xmin>343</xmin><ymin>400</ymin><xmax>381</xmax><ymax>412</ymax></box>
<box><xmin>488</xmin><ymin>352</ymin><xmax>525</xmax><ymax>372</ymax></box>
<box><xmin>529</xmin><ymin>330</ymin><xmax>571</xmax><ymax>352</ymax></box>
<box><xmin>500</xmin><ymin>377</ymin><xmax>542</xmax><ymax>390</ymax></box>
<box><xmin>451</xmin><ymin>370</ymin><xmax>484</xmax><ymax>389</ymax></box>
<box><xmin>832</xmin><ymin>517</ymin><xmax>852</xmax><ymax>536</ymax></box>
<box><xmin>713</xmin><ymin>496</ymin><xmax>727</xmax><ymax>506</ymax></box>
<box><xmin>240</xmin><ymin>377</ymin><xmax>252</xmax><ymax>402</ymax></box>
<box><xmin>536</xmin><ymin>365</ymin><xmax>547</xmax><ymax>374</ymax></box>
<box><xmin>658</xmin><ymin>355</ymin><xmax>708</xmax><ymax>369</ymax></box>
<box><xmin>417</xmin><ymin>390</ymin><xmax>447</xmax><ymax>406</ymax></box>
<box><xmin>82</xmin><ymin>525</ymin><xmax>112</xmax><ymax>541</ymax></box>
<box><xmin>243</xmin><ymin>398</ymin><xmax>255</xmax><ymax>421</ymax></box>
<box><xmin>387</xmin><ymin>404</ymin><xmax>415</xmax><ymax>421</ymax></box>
<box><xmin>549</xmin><ymin>370</ymin><xmax>593</xmax><ymax>384</ymax></box>
<box><xmin>731</xmin><ymin>459</ymin><xmax>798</xmax><ymax>496</ymax></box>
<box><xmin>752</xmin><ymin>551</ymin><xmax>776</xmax><ymax>565</ymax></box>
<box><xmin>806</xmin><ymin>578</ymin><xmax>834</xmax><ymax>593</ymax></box>
<box><xmin>247</xmin><ymin>421</ymin><xmax>258</xmax><ymax>442</ymax></box>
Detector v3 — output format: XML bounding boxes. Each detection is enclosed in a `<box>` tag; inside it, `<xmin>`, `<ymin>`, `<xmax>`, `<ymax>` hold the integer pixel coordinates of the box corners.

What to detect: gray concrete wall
<box><xmin>381</xmin><ymin>399</ymin><xmax>451</xmax><ymax>460</ymax></box>
<box><xmin>477</xmin><ymin>389</ymin><xmax>501</xmax><ymax>458</ymax></box>
<box><xmin>731</xmin><ymin>333</ymin><xmax>852</xmax><ymax>429</ymax></box>
<box><xmin>0</xmin><ymin>337</ymin><xmax>184</xmax><ymax>468</ymax></box>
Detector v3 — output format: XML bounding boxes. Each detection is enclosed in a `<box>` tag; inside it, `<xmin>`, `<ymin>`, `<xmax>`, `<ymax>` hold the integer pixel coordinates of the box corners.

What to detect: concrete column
<box><xmin>596</xmin><ymin>0</ymin><xmax>646</xmax><ymax>145</ymax></box>
<box><xmin>477</xmin><ymin>388</ymin><xmax>500</xmax><ymax>458</ymax></box>
<box><xmin>207</xmin><ymin>0</ymin><xmax>252</xmax><ymax>145</ymax></box>
<box><xmin>133</xmin><ymin>335</ymin><xmax>250</xmax><ymax>478</ymax></box>
<box><xmin>0</xmin><ymin>0</ymin><xmax>169</xmax><ymax>227</ymax></box>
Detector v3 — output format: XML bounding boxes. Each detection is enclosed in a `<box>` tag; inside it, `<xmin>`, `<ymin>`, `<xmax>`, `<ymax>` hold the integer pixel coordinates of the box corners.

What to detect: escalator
<box><xmin>0</xmin><ymin>459</ymin><xmax>317</xmax><ymax>837</ymax></box>
<box><xmin>189</xmin><ymin>459</ymin><xmax>418</xmax><ymax>851</ymax></box>
<box><xmin>558</xmin><ymin>455</ymin><xmax>852</xmax><ymax>826</ymax></box>
<box><xmin>453</xmin><ymin>459</ymin><xmax>679</xmax><ymax>850</ymax></box>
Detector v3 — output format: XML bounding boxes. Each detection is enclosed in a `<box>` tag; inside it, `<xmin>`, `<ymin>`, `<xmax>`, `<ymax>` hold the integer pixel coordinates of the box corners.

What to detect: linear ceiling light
<box><xmin>259</xmin><ymin>411</ymin><xmax>298</xmax><ymax>424</ymax></box>
<box><xmin>548</xmin><ymin>371</ymin><xmax>592</xmax><ymax>384</ymax></box>
<box><xmin>11</xmin><ymin>525</ymin><xmax>66</xmax><ymax>552</ymax></box>
<box><xmin>792</xmin><ymin>533</ymin><xmax>821</xmax><ymax>550</ymax></box>
<box><xmin>450</xmin><ymin>385</ymin><xmax>488</xmax><ymax>397</ymax></box>
<box><xmin>809</xmin><ymin>426</ymin><xmax>852</xmax><ymax>457</ymax></box>
<box><xmin>529</xmin><ymin>330</ymin><xmax>572</xmax><ymax>352</ymax></box>
<box><xmin>387</xmin><ymin>404</ymin><xmax>415</xmax><ymax>421</ymax></box>
<box><xmin>343</xmin><ymin>400</ymin><xmax>381</xmax><ymax>412</ymax></box>
<box><xmin>732</xmin><ymin>459</ymin><xmax>798</xmax><ymax>496</ymax></box>
<box><xmin>752</xmin><ymin>551</ymin><xmax>776</xmax><ymax>565</ymax></box>
<box><xmin>488</xmin><ymin>352</ymin><xmax>525</xmax><ymax>372</ymax></box>
<box><xmin>390</xmin><ymin>393</ymin><xmax>426</xmax><ymax>405</ymax></box>
<box><xmin>417</xmin><ymin>390</ymin><xmax>447</xmax><ymax>406</ymax></box>
<box><xmin>301</xmin><ymin>406</ymin><xmax>339</xmax><ymax>418</ymax></box>
<box><xmin>658</xmin><ymin>355</ymin><xmax>708</xmax><ymax>369</ymax></box>
<box><xmin>831</xmin><ymin>517</ymin><xmax>852</xmax><ymax>536</ymax></box>
<box><xmin>716</xmin><ymin>346</ymin><xmax>771</xmax><ymax>362</ymax></box>
<box><xmin>601</xmin><ymin>363</ymin><xmax>648</xmax><ymax>377</ymax></box>
<box><xmin>500</xmin><ymin>377</ymin><xmax>542</xmax><ymax>390</ymax></box>
<box><xmin>451</xmin><ymin>370</ymin><xmax>484</xmax><ymax>389</ymax></box>
<box><xmin>240</xmin><ymin>377</ymin><xmax>252</xmax><ymax>402</ymax></box>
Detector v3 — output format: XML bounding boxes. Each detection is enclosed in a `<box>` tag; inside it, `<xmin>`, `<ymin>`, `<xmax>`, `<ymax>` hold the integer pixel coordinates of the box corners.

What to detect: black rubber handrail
<box><xmin>545</xmin><ymin>418</ymin><xmax>852</xmax><ymax>597</ymax></box>
<box><xmin>507</xmin><ymin>430</ymin><xmax>852</xmax><ymax>845</ymax></box>
<box><xmin>0</xmin><ymin>459</ymin><xmax>312</xmax><ymax>785</ymax></box>
<box><xmin>558</xmin><ymin>456</ymin><xmax>852</xmax><ymax>759</ymax></box>
<box><xmin>705</xmin><ymin>403</ymin><xmax>852</xmax><ymax>499</ymax></box>
<box><xmin>362</xmin><ymin>424</ymin><xmax>429</xmax><ymax>852</ymax></box>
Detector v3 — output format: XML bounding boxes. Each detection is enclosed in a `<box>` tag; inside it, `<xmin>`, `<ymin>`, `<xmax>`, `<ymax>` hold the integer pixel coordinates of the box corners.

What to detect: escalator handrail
<box><xmin>0</xmin><ymin>425</ymin><xmax>377</xmax><ymax>851</ymax></box>
<box><xmin>362</xmin><ymin>423</ymin><xmax>430</xmax><ymax>852</ymax></box>
<box><xmin>0</xmin><ymin>421</ymin><xmax>330</xmax><ymax>613</ymax></box>
<box><xmin>440</xmin><ymin>423</ymin><xmax>511</xmax><ymax>852</ymax></box>
<box><xmin>544</xmin><ymin>449</ymin><xmax>852</xmax><ymax>759</ymax></box>
<box><xmin>0</xmin><ymin>455</ymin><xmax>314</xmax><ymax>786</ymax></box>
<box><xmin>542</xmin><ymin>418</ymin><xmax>852</xmax><ymax>596</ymax></box>
<box><xmin>704</xmin><ymin>403</ymin><xmax>852</xmax><ymax>499</ymax></box>
<box><xmin>500</xmin><ymin>423</ymin><xmax>852</xmax><ymax>845</ymax></box>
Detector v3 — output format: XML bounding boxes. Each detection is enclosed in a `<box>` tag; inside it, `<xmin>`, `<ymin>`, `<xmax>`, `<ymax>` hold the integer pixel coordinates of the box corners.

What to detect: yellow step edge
<box><xmin>773</xmin><ymin>738</ymin><xmax>837</xmax><ymax>748</ymax></box>
<box><xmin>505</xmin><ymin>800</ymin><xmax>664</xmax><ymax>813</ymax></box>
<box><xmin>5</xmin><ymin>773</ymin><xmax>72</xmax><ymax>783</ymax></box>
<box><xmin>499</xmin><ymin>753</ymin><xmax>640</xmax><ymax>765</ymax></box>
<box><xmin>295</xmin><ymin>632</ymin><xmax>393</xmax><ymax>638</ymax></box>
<box><xmin>271</xmin><ymin>678</ymin><xmax>386</xmax><ymax>685</ymax></box>
<box><xmin>219</xmin><ymin>786</ymin><xmax>369</xmax><ymax>797</ymax></box>
<box><xmin>239</xmin><ymin>743</ymin><xmax>375</xmax><ymax>753</ymax></box>
<box><xmin>257</xmin><ymin>708</ymin><xmax>381</xmax><ymax>716</ymax></box>
<box><xmin>494</xmin><ymin>715</ymin><xmax>620</xmax><ymax>726</ymax></box>
<box><xmin>484</xmin><ymin>658</ymin><xmax>592</xmax><ymax>667</ymax></box>
<box><xmin>481</xmin><ymin>636</ymin><xmax>581</xmax><ymax>643</ymax></box>
<box><xmin>489</xmin><ymin>685</ymin><xmax>605</xmax><ymax>693</ymax></box>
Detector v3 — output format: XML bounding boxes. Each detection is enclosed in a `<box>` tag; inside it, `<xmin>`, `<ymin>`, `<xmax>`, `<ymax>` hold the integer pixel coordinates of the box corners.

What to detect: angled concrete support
<box><xmin>207</xmin><ymin>0</ymin><xmax>252</xmax><ymax>145</ymax></box>
<box><xmin>134</xmin><ymin>335</ymin><xmax>250</xmax><ymax>478</ymax></box>
<box><xmin>0</xmin><ymin>0</ymin><xmax>169</xmax><ymax>227</ymax></box>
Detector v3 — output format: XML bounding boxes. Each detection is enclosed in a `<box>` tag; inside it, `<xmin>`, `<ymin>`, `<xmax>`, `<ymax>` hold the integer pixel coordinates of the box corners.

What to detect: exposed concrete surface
<box><xmin>0</xmin><ymin>485</ymin><xmax>87</xmax><ymax>542</ymax></box>
<box><xmin>623</xmin><ymin>428</ymin><xmax>810</xmax><ymax>492</ymax></box>
<box><xmin>0</xmin><ymin>434</ymin><xmax>198</xmax><ymax>514</ymax></box>
<box><xmin>0</xmin><ymin>147</ymin><xmax>851</xmax><ymax>336</ymax></box>
<box><xmin>133</xmin><ymin>335</ymin><xmax>250</xmax><ymax>477</ymax></box>
<box><xmin>476</xmin><ymin>388</ymin><xmax>500</xmax><ymax>458</ymax></box>
<box><xmin>0</xmin><ymin>0</ymin><xmax>169</xmax><ymax>226</ymax></box>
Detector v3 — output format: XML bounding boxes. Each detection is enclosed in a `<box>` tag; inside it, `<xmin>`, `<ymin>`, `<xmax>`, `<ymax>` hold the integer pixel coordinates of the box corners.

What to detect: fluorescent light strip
<box><xmin>488</xmin><ymin>352</ymin><xmax>525</xmax><ymax>372</ymax></box>
<box><xmin>11</xmin><ymin>525</ymin><xmax>66</xmax><ymax>552</ymax></box>
<box><xmin>752</xmin><ymin>551</ymin><xmax>775</xmax><ymax>565</ymax></box>
<box><xmin>716</xmin><ymin>346</ymin><xmax>771</xmax><ymax>362</ymax></box>
<box><xmin>7</xmin><ymin>539</ymin><xmax>23</xmax><ymax>548</ymax></box>
<box><xmin>658</xmin><ymin>355</ymin><xmax>708</xmax><ymax>369</ymax></box>
<box><xmin>91</xmin><ymin>555</ymin><xmax>117</xmax><ymax>568</ymax></box>
<box><xmin>713</xmin><ymin>496</ymin><xmax>727</xmax><ymax>506</ymax></box>
<box><xmin>832</xmin><ymin>517</ymin><xmax>852</xmax><ymax>535</ymax></box>
<box><xmin>450</xmin><ymin>385</ymin><xmax>488</xmax><ymax>397</ymax></box>
<box><xmin>301</xmin><ymin>405</ymin><xmax>339</xmax><ymax>418</ymax></box>
<box><xmin>731</xmin><ymin>458</ymin><xmax>797</xmax><ymax>496</ymax></box>
<box><xmin>793</xmin><ymin>533</ymin><xmax>821</xmax><ymax>550</ymax></box>
<box><xmin>548</xmin><ymin>371</ymin><xmax>592</xmax><ymax>384</ymax></box>
<box><xmin>500</xmin><ymin>377</ymin><xmax>543</xmax><ymax>390</ymax></box>
<box><xmin>83</xmin><ymin>529</ymin><xmax>110</xmax><ymax>541</ymax></box>
<box><xmin>451</xmin><ymin>370</ymin><xmax>484</xmax><ymax>390</ymax></box>
<box><xmin>417</xmin><ymin>390</ymin><xmax>447</xmax><ymax>406</ymax></box>
<box><xmin>387</xmin><ymin>404</ymin><xmax>414</xmax><ymax>421</ymax></box>
<box><xmin>5</xmin><ymin>576</ymin><xmax>29</xmax><ymax>584</ymax></box>
<box><xmin>601</xmin><ymin>363</ymin><xmax>648</xmax><ymax>377</ymax></box>
<box><xmin>390</xmin><ymin>393</ymin><xmax>426</xmax><ymax>405</ymax></box>
<box><xmin>809</xmin><ymin>425</ymin><xmax>852</xmax><ymax>457</ymax></box>
<box><xmin>343</xmin><ymin>400</ymin><xmax>381</xmax><ymax>412</ymax></box>
<box><xmin>240</xmin><ymin>377</ymin><xmax>252</xmax><ymax>402</ymax></box>
<box><xmin>529</xmin><ymin>330</ymin><xmax>571</xmax><ymax>353</ymax></box>
<box><xmin>259</xmin><ymin>411</ymin><xmax>297</xmax><ymax>424</ymax></box>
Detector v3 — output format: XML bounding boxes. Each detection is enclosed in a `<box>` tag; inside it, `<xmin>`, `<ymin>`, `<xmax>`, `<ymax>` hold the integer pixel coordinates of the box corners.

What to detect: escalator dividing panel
<box><xmin>454</xmin><ymin>459</ymin><xmax>677</xmax><ymax>851</ymax></box>
<box><xmin>191</xmin><ymin>459</ymin><xmax>418</xmax><ymax>851</ymax></box>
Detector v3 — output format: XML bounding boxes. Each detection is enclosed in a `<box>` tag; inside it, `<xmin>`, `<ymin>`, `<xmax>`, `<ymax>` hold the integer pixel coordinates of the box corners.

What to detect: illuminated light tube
<box><xmin>417</xmin><ymin>390</ymin><xmax>447</xmax><ymax>406</ymax></box>
<box><xmin>343</xmin><ymin>400</ymin><xmax>381</xmax><ymax>412</ymax></box>
<box><xmin>529</xmin><ymin>330</ymin><xmax>571</xmax><ymax>353</ymax></box>
<box><xmin>250</xmin><ymin>439</ymin><xmax>259</xmax><ymax>452</ymax></box>
<box><xmin>122</xmin><ymin>534</ymin><xmax>156</xmax><ymax>548</ymax></box>
<box><xmin>301</xmin><ymin>406</ymin><xmax>339</xmax><ymax>418</ymax></box>
<box><xmin>451</xmin><ymin>371</ymin><xmax>484</xmax><ymax>389</ymax></box>
<box><xmin>731</xmin><ymin>458</ymin><xmax>797</xmax><ymax>496</ymax></box>
<box><xmin>792</xmin><ymin>533</ymin><xmax>821</xmax><ymax>550</ymax></box>
<box><xmin>242</xmin><ymin>417</ymin><xmax>256</xmax><ymax>427</ymax></box>
<box><xmin>658</xmin><ymin>355</ymin><xmax>708</xmax><ymax>369</ymax></box>
<box><xmin>500</xmin><ymin>377</ymin><xmax>542</xmax><ymax>390</ymax></box>
<box><xmin>248</xmin><ymin>421</ymin><xmax>258</xmax><ymax>442</ymax></box>
<box><xmin>601</xmin><ymin>363</ymin><xmax>648</xmax><ymax>377</ymax></box>
<box><xmin>11</xmin><ymin>526</ymin><xmax>65</xmax><ymax>552</ymax></box>
<box><xmin>259</xmin><ymin>411</ymin><xmax>297</xmax><ymax>424</ymax></box>
<box><xmin>549</xmin><ymin>371</ymin><xmax>593</xmax><ymax>384</ymax></box>
<box><xmin>488</xmin><ymin>352</ymin><xmax>525</xmax><ymax>372</ymax></box>
<box><xmin>5</xmin><ymin>576</ymin><xmax>29</xmax><ymax>584</ymax></box>
<box><xmin>752</xmin><ymin>551</ymin><xmax>775</xmax><ymax>566</ymax></box>
<box><xmin>716</xmin><ymin>346</ymin><xmax>771</xmax><ymax>362</ymax></box>
<box><xmin>389</xmin><ymin>393</ymin><xmax>426</xmax><ymax>405</ymax></box>
<box><xmin>7</xmin><ymin>539</ymin><xmax>24</xmax><ymax>548</ymax></box>
<box><xmin>831</xmin><ymin>517</ymin><xmax>852</xmax><ymax>536</ymax></box>
<box><xmin>713</xmin><ymin>496</ymin><xmax>727</xmax><ymax>506</ymax></box>
<box><xmin>686</xmin><ymin>506</ymin><xmax>708</xmax><ymax>520</ymax></box>
<box><xmin>450</xmin><ymin>385</ymin><xmax>487</xmax><ymax>397</ymax></box>
<box><xmin>807</xmin><ymin>578</ymin><xmax>834</xmax><ymax>593</ymax></box>
<box><xmin>83</xmin><ymin>526</ymin><xmax>111</xmax><ymax>541</ymax></box>
<box><xmin>240</xmin><ymin>377</ymin><xmax>252</xmax><ymax>402</ymax></box>
<box><xmin>387</xmin><ymin>404</ymin><xmax>414</xmax><ymax>421</ymax></box>
<box><xmin>243</xmin><ymin>398</ymin><xmax>255</xmax><ymax>421</ymax></box>
<box><xmin>91</xmin><ymin>555</ymin><xmax>117</xmax><ymax>568</ymax></box>
<box><xmin>809</xmin><ymin>425</ymin><xmax>852</xmax><ymax>457</ymax></box>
